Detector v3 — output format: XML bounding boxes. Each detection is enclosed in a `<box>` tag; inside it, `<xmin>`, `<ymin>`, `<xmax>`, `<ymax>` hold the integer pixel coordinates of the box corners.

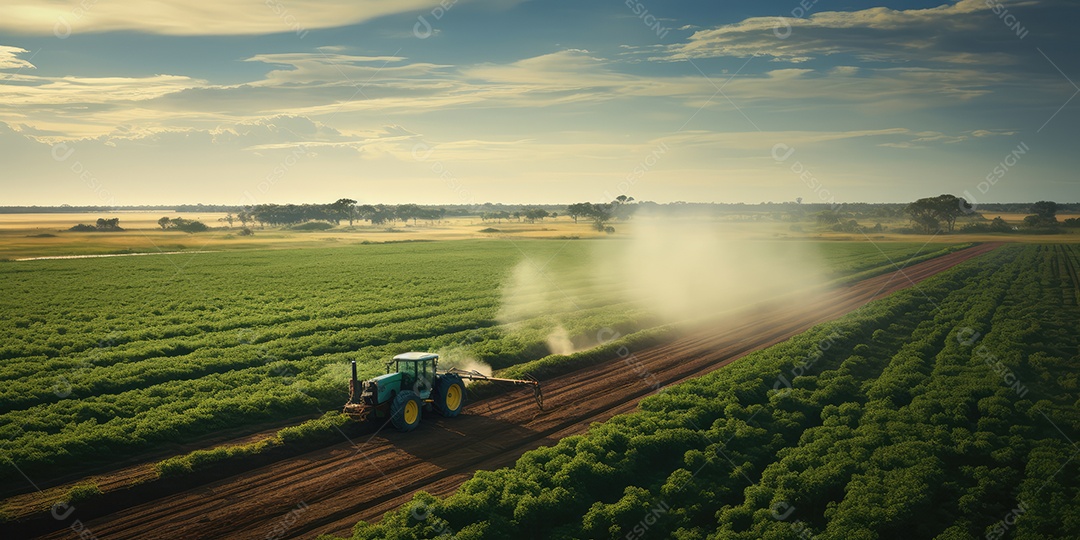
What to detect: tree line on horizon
<box><xmin>59</xmin><ymin>196</ymin><xmax>1080</xmax><ymax>235</ymax></box>
<box><xmin>903</xmin><ymin>195</ymin><xmax>1075</xmax><ymax>235</ymax></box>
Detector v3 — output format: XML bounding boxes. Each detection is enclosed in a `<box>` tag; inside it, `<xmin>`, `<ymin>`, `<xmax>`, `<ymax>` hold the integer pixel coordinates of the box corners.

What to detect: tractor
<box><xmin>343</xmin><ymin>352</ymin><xmax>543</xmax><ymax>432</ymax></box>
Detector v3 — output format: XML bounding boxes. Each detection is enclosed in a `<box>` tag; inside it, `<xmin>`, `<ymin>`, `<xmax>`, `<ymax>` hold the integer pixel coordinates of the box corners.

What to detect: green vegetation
<box><xmin>817</xmin><ymin>242</ymin><xmax>971</xmax><ymax>283</ymax></box>
<box><xmin>157</xmin><ymin>217</ymin><xmax>209</xmax><ymax>233</ymax></box>
<box><xmin>69</xmin><ymin>218</ymin><xmax>124</xmax><ymax>232</ymax></box>
<box><xmin>341</xmin><ymin>244</ymin><xmax>1079</xmax><ymax>539</ymax></box>
<box><xmin>0</xmin><ymin>240</ymin><xmax>958</xmax><ymax>484</ymax></box>
<box><xmin>63</xmin><ymin>482</ymin><xmax>102</xmax><ymax>504</ymax></box>
<box><xmin>156</xmin><ymin>412</ymin><xmax>350</xmax><ymax>477</ymax></box>
<box><xmin>290</xmin><ymin>221</ymin><xmax>336</xmax><ymax>231</ymax></box>
<box><xmin>905</xmin><ymin>194</ymin><xmax>969</xmax><ymax>233</ymax></box>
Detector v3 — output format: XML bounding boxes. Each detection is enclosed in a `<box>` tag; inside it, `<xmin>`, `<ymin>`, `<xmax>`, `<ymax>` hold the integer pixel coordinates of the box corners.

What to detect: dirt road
<box><xmin>37</xmin><ymin>243</ymin><xmax>1001</xmax><ymax>540</ymax></box>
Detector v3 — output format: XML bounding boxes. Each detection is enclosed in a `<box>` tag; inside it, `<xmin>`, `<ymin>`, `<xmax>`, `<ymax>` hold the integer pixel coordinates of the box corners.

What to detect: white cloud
<box><xmin>244</xmin><ymin>52</ymin><xmax>449</xmax><ymax>86</ymax></box>
<box><xmin>657</xmin><ymin>128</ymin><xmax>911</xmax><ymax>151</ymax></box>
<box><xmin>0</xmin><ymin>46</ymin><xmax>34</xmax><ymax>70</ymax></box>
<box><xmin>656</xmin><ymin>0</ymin><xmax>1038</xmax><ymax>64</ymax></box>
<box><xmin>0</xmin><ymin>73</ymin><xmax>203</xmax><ymax>106</ymax></box>
<box><xmin>971</xmin><ymin>129</ymin><xmax>1016</xmax><ymax>137</ymax></box>
<box><xmin>0</xmin><ymin>0</ymin><xmax>467</xmax><ymax>36</ymax></box>
<box><xmin>0</xmin><ymin>70</ymin><xmax>210</xmax><ymax>138</ymax></box>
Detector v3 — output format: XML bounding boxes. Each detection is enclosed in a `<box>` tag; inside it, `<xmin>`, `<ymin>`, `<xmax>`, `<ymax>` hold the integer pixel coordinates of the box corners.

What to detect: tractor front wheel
<box><xmin>434</xmin><ymin>374</ymin><xmax>465</xmax><ymax>417</ymax></box>
<box><xmin>391</xmin><ymin>390</ymin><xmax>422</xmax><ymax>431</ymax></box>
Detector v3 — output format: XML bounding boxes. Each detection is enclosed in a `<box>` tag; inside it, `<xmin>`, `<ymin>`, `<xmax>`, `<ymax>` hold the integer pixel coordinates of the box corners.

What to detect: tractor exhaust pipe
<box><xmin>350</xmin><ymin>361</ymin><xmax>358</xmax><ymax>403</ymax></box>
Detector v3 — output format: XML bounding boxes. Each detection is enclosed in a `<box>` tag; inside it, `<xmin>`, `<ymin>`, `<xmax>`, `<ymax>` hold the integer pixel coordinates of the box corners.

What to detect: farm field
<box><xmin>4</xmin><ymin>1</ymin><xmax>1080</xmax><ymax>538</ymax></box>
<box><xmin>0</xmin><ymin>240</ymin><xmax>960</xmax><ymax>497</ymax></box>
<box><xmin>339</xmin><ymin>244</ymin><xmax>1080</xmax><ymax>539</ymax></box>
<box><xmin>3</xmin><ymin>212</ymin><xmax>1077</xmax><ymax>261</ymax></box>
<box><xmin>0</xmin><ymin>242</ymin><xmax>998</xmax><ymax>539</ymax></box>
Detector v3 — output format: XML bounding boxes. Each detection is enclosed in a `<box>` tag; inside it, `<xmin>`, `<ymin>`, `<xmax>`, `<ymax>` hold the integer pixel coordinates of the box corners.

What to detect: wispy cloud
<box><xmin>655</xmin><ymin>0</ymin><xmax>1038</xmax><ymax>64</ymax></box>
<box><xmin>0</xmin><ymin>46</ymin><xmax>35</xmax><ymax>70</ymax></box>
<box><xmin>0</xmin><ymin>0</ymin><xmax>464</xmax><ymax>36</ymax></box>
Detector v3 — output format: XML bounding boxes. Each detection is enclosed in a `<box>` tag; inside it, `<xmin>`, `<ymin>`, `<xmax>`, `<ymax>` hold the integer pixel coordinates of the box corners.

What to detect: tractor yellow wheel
<box><xmin>446</xmin><ymin>384</ymin><xmax>462</xmax><ymax>412</ymax></box>
<box><xmin>404</xmin><ymin>399</ymin><xmax>419</xmax><ymax>425</ymax></box>
<box><xmin>435</xmin><ymin>374</ymin><xmax>465</xmax><ymax>417</ymax></box>
<box><xmin>391</xmin><ymin>390</ymin><xmax>422</xmax><ymax>431</ymax></box>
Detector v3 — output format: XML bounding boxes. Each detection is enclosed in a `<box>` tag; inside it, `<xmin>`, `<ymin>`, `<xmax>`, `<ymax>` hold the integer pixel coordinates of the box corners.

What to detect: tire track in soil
<box><xmin>35</xmin><ymin>243</ymin><xmax>1002</xmax><ymax>540</ymax></box>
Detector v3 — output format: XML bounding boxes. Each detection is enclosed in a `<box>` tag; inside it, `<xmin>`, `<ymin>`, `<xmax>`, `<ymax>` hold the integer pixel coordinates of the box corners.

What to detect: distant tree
<box><xmin>158</xmin><ymin>217</ymin><xmax>171</xmax><ymax>230</ymax></box>
<box><xmin>417</xmin><ymin>207</ymin><xmax>443</xmax><ymax>224</ymax></box>
<box><xmin>368</xmin><ymin>205</ymin><xmax>396</xmax><ymax>225</ymax></box>
<box><xmin>355</xmin><ymin>204</ymin><xmax>375</xmax><ymax>223</ymax></box>
<box><xmin>1031</xmin><ymin>201</ymin><xmax>1057</xmax><ymax>220</ymax></box>
<box><xmin>95</xmin><ymin>218</ymin><xmax>121</xmax><ymax>231</ymax></box>
<box><xmin>906</xmin><ymin>194</ymin><xmax>969</xmax><ymax>233</ymax></box>
<box><xmin>1023</xmin><ymin>215</ymin><xmax>1041</xmax><ymax>227</ymax></box>
<box><xmin>932</xmin><ymin>194</ymin><xmax>969</xmax><ymax>232</ymax></box>
<box><xmin>566</xmin><ymin>203</ymin><xmax>592</xmax><ymax>223</ymax></box>
<box><xmin>396</xmin><ymin>203</ymin><xmax>423</xmax><ymax>225</ymax></box>
<box><xmin>611</xmin><ymin>196</ymin><xmax>637</xmax><ymax>221</ymax></box>
<box><xmin>816</xmin><ymin>210</ymin><xmax>841</xmax><ymax>225</ymax></box>
<box><xmin>164</xmin><ymin>217</ymin><xmax>209</xmax><ymax>233</ymax></box>
<box><xmin>333</xmin><ymin>198</ymin><xmax>357</xmax><ymax>226</ymax></box>
<box><xmin>905</xmin><ymin>206</ymin><xmax>939</xmax><ymax>233</ymax></box>
<box><xmin>218</xmin><ymin>213</ymin><xmax>235</xmax><ymax>228</ymax></box>
<box><xmin>523</xmin><ymin>208</ymin><xmax>550</xmax><ymax>222</ymax></box>
<box><xmin>178</xmin><ymin>220</ymin><xmax>208</xmax><ymax>233</ymax></box>
<box><xmin>1024</xmin><ymin>201</ymin><xmax>1059</xmax><ymax>227</ymax></box>
<box><xmin>572</xmin><ymin>202</ymin><xmax>615</xmax><ymax>232</ymax></box>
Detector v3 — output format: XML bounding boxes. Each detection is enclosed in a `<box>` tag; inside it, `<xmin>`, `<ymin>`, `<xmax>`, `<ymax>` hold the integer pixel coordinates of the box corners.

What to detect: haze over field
<box><xmin>497</xmin><ymin>219</ymin><xmax>830</xmax><ymax>357</ymax></box>
<box><xmin>0</xmin><ymin>0</ymin><xmax>1078</xmax><ymax>206</ymax></box>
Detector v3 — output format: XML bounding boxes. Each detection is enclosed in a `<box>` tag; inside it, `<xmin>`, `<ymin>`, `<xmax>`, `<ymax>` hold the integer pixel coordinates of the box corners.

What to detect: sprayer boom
<box><xmin>439</xmin><ymin>368</ymin><xmax>544</xmax><ymax>410</ymax></box>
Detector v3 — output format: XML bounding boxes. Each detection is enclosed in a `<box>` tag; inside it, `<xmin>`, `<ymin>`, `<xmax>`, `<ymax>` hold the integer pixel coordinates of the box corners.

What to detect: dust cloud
<box><xmin>496</xmin><ymin>216</ymin><xmax>830</xmax><ymax>351</ymax></box>
<box><xmin>601</xmin><ymin>218</ymin><xmax>829</xmax><ymax>325</ymax></box>
<box><xmin>496</xmin><ymin>261</ymin><xmax>576</xmax><ymax>324</ymax></box>
<box><xmin>496</xmin><ymin>260</ymin><xmax>586</xmax><ymax>356</ymax></box>
<box><xmin>544</xmin><ymin>325</ymin><xmax>577</xmax><ymax>356</ymax></box>
<box><xmin>436</xmin><ymin>346</ymin><xmax>493</xmax><ymax>377</ymax></box>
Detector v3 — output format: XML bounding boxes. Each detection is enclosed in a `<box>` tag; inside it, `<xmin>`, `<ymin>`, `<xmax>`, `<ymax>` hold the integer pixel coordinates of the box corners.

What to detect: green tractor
<box><xmin>343</xmin><ymin>352</ymin><xmax>543</xmax><ymax>432</ymax></box>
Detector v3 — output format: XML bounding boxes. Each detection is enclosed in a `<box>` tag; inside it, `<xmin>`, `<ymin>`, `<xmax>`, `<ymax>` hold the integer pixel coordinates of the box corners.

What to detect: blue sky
<box><xmin>0</xmin><ymin>0</ymin><xmax>1076</xmax><ymax>205</ymax></box>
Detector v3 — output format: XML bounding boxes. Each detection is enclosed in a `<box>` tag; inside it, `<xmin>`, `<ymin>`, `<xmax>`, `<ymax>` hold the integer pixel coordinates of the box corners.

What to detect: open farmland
<box><xmin>0</xmin><ymin>239</ymin><xmax>961</xmax><ymax>492</ymax></box>
<box><xmin>3</xmin><ymin>0</ymin><xmax>1080</xmax><ymax>538</ymax></box>
<box><xmin>339</xmin><ymin>244</ymin><xmax>1080</xmax><ymax>539</ymax></box>
<box><xmin>6</xmin><ymin>242</ymin><xmax>1006</xmax><ymax>539</ymax></box>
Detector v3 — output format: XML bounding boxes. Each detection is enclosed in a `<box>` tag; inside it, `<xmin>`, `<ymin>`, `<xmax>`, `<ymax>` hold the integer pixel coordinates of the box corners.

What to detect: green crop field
<box><xmin>342</xmin><ymin>244</ymin><xmax>1080</xmax><ymax>539</ymax></box>
<box><xmin>0</xmin><ymin>240</ymin><xmax>961</xmax><ymax>484</ymax></box>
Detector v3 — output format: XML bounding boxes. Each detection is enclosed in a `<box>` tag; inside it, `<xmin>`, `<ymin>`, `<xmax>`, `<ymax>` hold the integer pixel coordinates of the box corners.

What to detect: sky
<box><xmin>0</xmin><ymin>0</ymin><xmax>1077</xmax><ymax>206</ymax></box>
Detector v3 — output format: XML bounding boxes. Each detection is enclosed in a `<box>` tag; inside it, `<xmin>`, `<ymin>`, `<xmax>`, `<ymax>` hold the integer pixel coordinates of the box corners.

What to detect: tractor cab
<box><xmin>391</xmin><ymin>352</ymin><xmax>438</xmax><ymax>399</ymax></box>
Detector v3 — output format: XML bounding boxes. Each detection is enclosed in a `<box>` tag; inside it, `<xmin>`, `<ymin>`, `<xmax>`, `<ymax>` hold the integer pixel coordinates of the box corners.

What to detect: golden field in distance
<box><xmin>0</xmin><ymin>211</ymin><xmax>1077</xmax><ymax>260</ymax></box>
